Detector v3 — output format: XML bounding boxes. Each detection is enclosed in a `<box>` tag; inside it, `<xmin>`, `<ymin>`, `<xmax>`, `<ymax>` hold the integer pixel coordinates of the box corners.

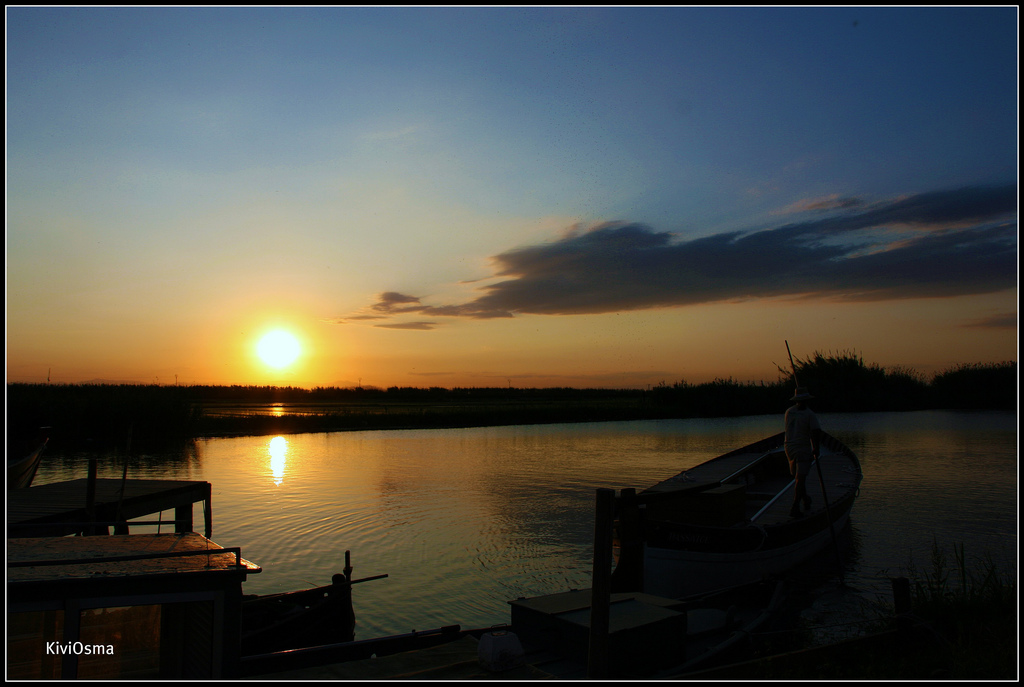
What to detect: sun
<box><xmin>256</xmin><ymin>330</ymin><xmax>302</xmax><ymax>369</ymax></box>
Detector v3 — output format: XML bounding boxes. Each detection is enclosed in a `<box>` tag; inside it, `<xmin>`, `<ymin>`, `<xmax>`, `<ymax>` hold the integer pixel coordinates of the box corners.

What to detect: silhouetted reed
<box><xmin>6</xmin><ymin>383</ymin><xmax>200</xmax><ymax>450</ymax></box>
<box><xmin>865</xmin><ymin>541</ymin><xmax>1017</xmax><ymax>679</ymax></box>
<box><xmin>6</xmin><ymin>354</ymin><xmax>1015</xmax><ymax>446</ymax></box>
<box><xmin>650</xmin><ymin>352</ymin><xmax>1014</xmax><ymax>414</ymax></box>
<box><xmin>753</xmin><ymin>541</ymin><xmax>1015</xmax><ymax>679</ymax></box>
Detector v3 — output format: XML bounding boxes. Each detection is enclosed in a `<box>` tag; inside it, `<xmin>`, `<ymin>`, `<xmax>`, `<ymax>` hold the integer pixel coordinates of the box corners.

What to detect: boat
<box><xmin>238</xmin><ymin>577</ymin><xmax>785</xmax><ymax>679</ymax></box>
<box><xmin>507</xmin><ymin>577</ymin><xmax>787</xmax><ymax>679</ymax></box>
<box><xmin>242</xmin><ymin>574</ymin><xmax>356</xmax><ymax>656</ymax></box>
<box><xmin>8</xmin><ymin>437</ymin><xmax>48</xmax><ymax>489</ymax></box>
<box><xmin>666</xmin><ymin>578</ymin><xmax>787</xmax><ymax>676</ymax></box>
<box><xmin>240</xmin><ymin>551</ymin><xmax>388</xmax><ymax>657</ymax></box>
<box><xmin>612</xmin><ymin>431</ymin><xmax>862</xmax><ymax>599</ymax></box>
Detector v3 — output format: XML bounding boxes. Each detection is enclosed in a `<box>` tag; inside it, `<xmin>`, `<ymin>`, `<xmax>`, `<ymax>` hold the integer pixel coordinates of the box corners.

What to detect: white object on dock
<box><xmin>477</xmin><ymin>627</ymin><xmax>525</xmax><ymax>672</ymax></box>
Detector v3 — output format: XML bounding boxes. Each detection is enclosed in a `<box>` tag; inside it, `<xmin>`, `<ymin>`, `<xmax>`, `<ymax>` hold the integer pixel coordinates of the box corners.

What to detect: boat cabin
<box><xmin>7</xmin><ymin>532</ymin><xmax>261</xmax><ymax>679</ymax></box>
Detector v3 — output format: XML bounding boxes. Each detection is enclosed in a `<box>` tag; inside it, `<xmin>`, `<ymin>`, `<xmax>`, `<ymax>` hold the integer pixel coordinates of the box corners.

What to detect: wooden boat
<box><xmin>240</xmin><ymin>551</ymin><xmax>387</xmax><ymax>657</ymax></box>
<box><xmin>242</xmin><ymin>576</ymin><xmax>356</xmax><ymax>656</ymax></box>
<box><xmin>8</xmin><ymin>437</ymin><xmax>48</xmax><ymax>489</ymax></box>
<box><xmin>508</xmin><ymin>577</ymin><xmax>787</xmax><ymax>679</ymax></box>
<box><xmin>238</xmin><ymin>578</ymin><xmax>786</xmax><ymax>679</ymax></box>
<box><xmin>613</xmin><ymin>431</ymin><xmax>862</xmax><ymax>599</ymax></box>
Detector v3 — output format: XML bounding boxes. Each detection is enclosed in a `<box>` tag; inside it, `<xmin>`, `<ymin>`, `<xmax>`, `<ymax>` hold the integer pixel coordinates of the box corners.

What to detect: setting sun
<box><xmin>256</xmin><ymin>330</ymin><xmax>302</xmax><ymax>369</ymax></box>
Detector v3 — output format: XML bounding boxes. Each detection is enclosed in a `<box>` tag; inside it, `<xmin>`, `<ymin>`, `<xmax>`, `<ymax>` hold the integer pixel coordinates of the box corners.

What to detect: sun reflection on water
<box><xmin>268</xmin><ymin>435</ymin><xmax>288</xmax><ymax>485</ymax></box>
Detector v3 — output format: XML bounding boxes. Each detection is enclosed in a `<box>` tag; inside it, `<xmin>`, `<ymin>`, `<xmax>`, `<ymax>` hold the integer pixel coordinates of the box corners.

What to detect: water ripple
<box><xmin>30</xmin><ymin>412</ymin><xmax>1016</xmax><ymax>638</ymax></box>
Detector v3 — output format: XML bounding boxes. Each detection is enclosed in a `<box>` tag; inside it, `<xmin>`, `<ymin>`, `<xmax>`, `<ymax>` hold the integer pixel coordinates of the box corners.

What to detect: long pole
<box><xmin>785</xmin><ymin>342</ymin><xmax>845</xmax><ymax>585</ymax></box>
<box><xmin>784</xmin><ymin>340</ymin><xmax>800</xmax><ymax>386</ymax></box>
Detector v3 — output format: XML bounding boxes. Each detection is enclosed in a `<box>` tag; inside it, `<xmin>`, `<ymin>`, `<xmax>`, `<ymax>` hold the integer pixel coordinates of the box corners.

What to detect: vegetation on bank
<box><xmin>650</xmin><ymin>352</ymin><xmax>1016</xmax><ymax>415</ymax></box>
<box><xmin>751</xmin><ymin>542</ymin><xmax>1017</xmax><ymax>679</ymax></box>
<box><xmin>894</xmin><ymin>542</ymin><xmax>1017</xmax><ymax>679</ymax></box>
<box><xmin>6</xmin><ymin>353</ymin><xmax>1016</xmax><ymax>449</ymax></box>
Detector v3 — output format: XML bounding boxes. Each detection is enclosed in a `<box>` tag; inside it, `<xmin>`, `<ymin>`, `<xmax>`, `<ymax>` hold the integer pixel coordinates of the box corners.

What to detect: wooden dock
<box><xmin>7</xmin><ymin>478</ymin><xmax>212</xmax><ymax>538</ymax></box>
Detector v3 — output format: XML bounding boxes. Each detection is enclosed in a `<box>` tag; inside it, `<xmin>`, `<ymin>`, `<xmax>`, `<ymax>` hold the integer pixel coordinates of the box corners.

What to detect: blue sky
<box><xmin>6</xmin><ymin>7</ymin><xmax>1017</xmax><ymax>387</ymax></box>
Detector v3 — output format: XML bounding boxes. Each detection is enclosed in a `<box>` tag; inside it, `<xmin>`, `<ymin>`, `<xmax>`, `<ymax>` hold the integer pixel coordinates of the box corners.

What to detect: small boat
<box><xmin>240</xmin><ymin>551</ymin><xmax>388</xmax><ymax>657</ymax></box>
<box><xmin>241</xmin><ymin>576</ymin><xmax>355</xmax><ymax>656</ymax></box>
<box><xmin>8</xmin><ymin>437</ymin><xmax>48</xmax><ymax>490</ymax></box>
<box><xmin>664</xmin><ymin>578</ymin><xmax>787</xmax><ymax>676</ymax></box>
<box><xmin>613</xmin><ymin>431</ymin><xmax>862</xmax><ymax>599</ymax></box>
<box><xmin>508</xmin><ymin>577</ymin><xmax>787</xmax><ymax>679</ymax></box>
<box><xmin>239</xmin><ymin>624</ymin><xmax>474</xmax><ymax>677</ymax></box>
<box><xmin>239</xmin><ymin>578</ymin><xmax>786</xmax><ymax>679</ymax></box>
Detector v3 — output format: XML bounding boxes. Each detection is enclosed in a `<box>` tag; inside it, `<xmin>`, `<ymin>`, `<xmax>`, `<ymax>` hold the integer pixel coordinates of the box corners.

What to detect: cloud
<box><xmin>372</xmin><ymin>292</ymin><xmax>425</xmax><ymax>314</ymax></box>
<box><xmin>962</xmin><ymin>312</ymin><xmax>1017</xmax><ymax>329</ymax></box>
<box><xmin>374</xmin><ymin>321</ymin><xmax>439</xmax><ymax>330</ymax></box>
<box><xmin>776</xmin><ymin>194</ymin><xmax>866</xmax><ymax>214</ymax></box>
<box><xmin>345</xmin><ymin>184</ymin><xmax>1017</xmax><ymax>325</ymax></box>
<box><xmin>358</xmin><ymin>291</ymin><xmax>514</xmax><ymax>321</ymax></box>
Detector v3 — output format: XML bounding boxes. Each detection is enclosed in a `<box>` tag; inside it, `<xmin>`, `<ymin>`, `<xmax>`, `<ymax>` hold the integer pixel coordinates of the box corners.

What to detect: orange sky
<box><xmin>6</xmin><ymin>8</ymin><xmax>1017</xmax><ymax>389</ymax></box>
<box><xmin>7</xmin><ymin>288</ymin><xmax>1015</xmax><ymax>389</ymax></box>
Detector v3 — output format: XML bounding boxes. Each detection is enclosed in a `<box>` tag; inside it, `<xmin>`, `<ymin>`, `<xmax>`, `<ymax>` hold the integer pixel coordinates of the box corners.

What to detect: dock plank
<box><xmin>7</xmin><ymin>532</ymin><xmax>260</xmax><ymax>582</ymax></box>
<box><xmin>7</xmin><ymin>478</ymin><xmax>212</xmax><ymax>538</ymax></box>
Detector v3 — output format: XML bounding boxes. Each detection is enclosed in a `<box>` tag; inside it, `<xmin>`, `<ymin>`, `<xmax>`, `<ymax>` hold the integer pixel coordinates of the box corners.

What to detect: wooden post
<box><xmin>203</xmin><ymin>483</ymin><xmax>213</xmax><ymax>538</ymax></box>
<box><xmin>174</xmin><ymin>503</ymin><xmax>194</xmax><ymax>533</ymax></box>
<box><xmin>588</xmin><ymin>488</ymin><xmax>614</xmax><ymax>678</ymax></box>
<box><xmin>84</xmin><ymin>459</ymin><xmax>102</xmax><ymax>536</ymax></box>
<box><xmin>60</xmin><ymin>598</ymin><xmax>81</xmax><ymax>678</ymax></box>
<box><xmin>611</xmin><ymin>487</ymin><xmax>644</xmax><ymax>593</ymax></box>
<box><xmin>343</xmin><ymin>550</ymin><xmax>354</xmax><ymax>584</ymax></box>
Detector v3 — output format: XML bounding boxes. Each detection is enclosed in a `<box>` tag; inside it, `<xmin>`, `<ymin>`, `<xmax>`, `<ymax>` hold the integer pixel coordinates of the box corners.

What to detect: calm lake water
<box><xmin>29</xmin><ymin>410</ymin><xmax>1017</xmax><ymax>641</ymax></box>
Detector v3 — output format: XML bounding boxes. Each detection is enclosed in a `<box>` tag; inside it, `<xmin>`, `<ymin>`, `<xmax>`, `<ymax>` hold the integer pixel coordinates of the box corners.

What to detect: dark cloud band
<box><xmin>352</xmin><ymin>184</ymin><xmax>1017</xmax><ymax>323</ymax></box>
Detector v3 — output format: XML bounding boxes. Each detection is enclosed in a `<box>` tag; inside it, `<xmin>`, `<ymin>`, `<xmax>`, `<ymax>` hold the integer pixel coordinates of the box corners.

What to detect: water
<box><xmin>28</xmin><ymin>411</ymin><xmax>1017</xmax><ymax>640</ymax></box>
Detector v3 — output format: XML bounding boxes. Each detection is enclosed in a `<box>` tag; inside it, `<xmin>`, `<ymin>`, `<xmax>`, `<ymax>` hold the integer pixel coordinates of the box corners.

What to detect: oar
<box><xmin>785</xmin><ymin>341</ymin><xmax>846</xmax><ymax>586</ymax></box>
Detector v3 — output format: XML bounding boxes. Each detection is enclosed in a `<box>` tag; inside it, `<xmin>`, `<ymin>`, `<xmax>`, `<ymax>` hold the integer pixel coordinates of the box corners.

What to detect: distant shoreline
<box><xmin>7</xmin><ymin>356</ymin><xmax>1016</xmax><ymax>449</ymax></box>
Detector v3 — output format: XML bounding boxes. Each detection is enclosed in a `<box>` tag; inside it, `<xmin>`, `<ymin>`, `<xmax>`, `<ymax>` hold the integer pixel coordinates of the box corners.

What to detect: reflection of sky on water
<box><xmin>268</xmin><ymin>435</ymin><xmax>287</xmax><ymax>485</ymax></box>
<box><xmin>29</xmin><ymin>411</ymin><xmax>1017</xmax><ymax>639</ymax></box>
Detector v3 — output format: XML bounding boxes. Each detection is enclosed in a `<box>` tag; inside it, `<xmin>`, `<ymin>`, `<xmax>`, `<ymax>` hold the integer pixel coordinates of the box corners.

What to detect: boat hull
<box><xmin>241</xmin><ymin>575</ymin><xmax>356</xmax><ymax>656</ymax></box>
<box><xmin>630</xmin><ymin>431</ymin><xmax>862</xmax><ymax>599</ymax></box>
<box><xmin>8</xmin><ymin>438</ymin><xmax>48</xmax><ymax>490</ymax></box>
<box><xmin>643</xmin><ymin>505</ymin><xmax>854</xmax><ymax>598</ymax></box>
<box><xmin>241</xmin><ymin>579</ymin><xmax>787</xmax><ymax>679</ymax></box>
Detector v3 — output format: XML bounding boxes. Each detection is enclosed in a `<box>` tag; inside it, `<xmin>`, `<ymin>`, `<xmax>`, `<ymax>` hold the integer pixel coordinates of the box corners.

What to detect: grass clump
<box><xmin>744</xmin><ymin>541</ymin><xmax>1016</xmax><ymax>680</ymax></box>
<box><xmin>899</xmin><ymin>541</ymin><xmax>1017</xmax><ymax>679</ymax></box>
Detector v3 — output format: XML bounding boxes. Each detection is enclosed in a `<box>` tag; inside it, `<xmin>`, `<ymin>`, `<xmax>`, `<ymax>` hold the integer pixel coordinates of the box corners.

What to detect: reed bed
<box><xmin>893</xmin><ymin>541</ymin><xmax>1017</xmax><ymax>679</ymax></box>
<box><xmin>6</xmin><ymin>355</ymin><xmax>1015</xmax><ymax>448</ymax></box>
<box><xmin>752</xmin><ymin>541</ymin><xmax>1017</xmax><ymax>679</ymax></box>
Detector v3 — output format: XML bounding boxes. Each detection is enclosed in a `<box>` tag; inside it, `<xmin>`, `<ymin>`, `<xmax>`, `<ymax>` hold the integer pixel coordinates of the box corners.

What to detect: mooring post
<box><xmin>174</xmin><ymin>503</ymin><xmax>194</xmax><ymax>533</ymax></box>
<box><xmin>612</xmin><ymin>487</ymin><xmax>644</xmax><ymax>592</ymax></box>
<box><xmin>85</xmin><ymin>458</ymin><xmax>100</xmax><ymax>535</ymax></box>
<box><xmin>203</xmin><ymin>482</ymin><xmax>213</xmax><ymax>538</ymax></box>
<box><xmin>588</xmin><ymin>487</ymin><xmax>615</xmax><ymax>679</ymax></box>
<box><xmin>344</xmin><ymin>549</ymin><xmax>353</xmax><ymax>584</ymax></box>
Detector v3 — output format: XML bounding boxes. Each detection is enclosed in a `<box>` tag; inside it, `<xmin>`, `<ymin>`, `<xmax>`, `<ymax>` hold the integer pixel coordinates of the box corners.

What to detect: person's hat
<box><xmin>790</xmin><ymin>387</ymin><xmax>814</xmax><ymax>402</ymax></box>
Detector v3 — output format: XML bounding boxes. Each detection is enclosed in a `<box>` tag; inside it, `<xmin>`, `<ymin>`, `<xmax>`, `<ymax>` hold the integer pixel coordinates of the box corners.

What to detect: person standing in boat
<box><xmin>784</xmin><ymin>387</ymin><xmax>821</xmax><ymax>518</ymax></box>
